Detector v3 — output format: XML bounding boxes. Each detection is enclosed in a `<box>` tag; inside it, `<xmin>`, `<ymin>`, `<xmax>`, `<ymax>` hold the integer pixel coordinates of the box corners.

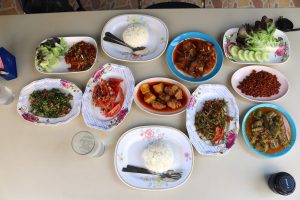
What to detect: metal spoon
<box><xmin>122</xmin><ymin>165</ymin><xmax>182</xmax><ymax>182</ymax></box>
<box><xmin>103</xmin><ymin>32</ymin><xmax>149</xmax><ymax>56</ymax></box>
<box><xmin>276</xmin><ymin>16</ymin><xmax>300</xmax><ymax>32</ymax></box>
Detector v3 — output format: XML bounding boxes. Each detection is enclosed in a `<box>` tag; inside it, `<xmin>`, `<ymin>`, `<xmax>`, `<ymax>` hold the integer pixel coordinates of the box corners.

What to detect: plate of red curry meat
<box><xmin>167</xmin><ymin>32</ymin><xmax>223</xmax><ymax>83</ymax></box>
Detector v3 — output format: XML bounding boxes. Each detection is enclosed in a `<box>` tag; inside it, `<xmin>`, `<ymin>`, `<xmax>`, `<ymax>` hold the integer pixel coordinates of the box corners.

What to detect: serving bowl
<box><xmin>166</xmin><ymin>32</ymin><xmax>223</xmax><ymax>83</ymax></box>
<box><xmin>242</xmin><ymin>103</ymin><xmax>296</xmax><ymax>158</ymax></box>
<box><xmin>17</xmin><ymin>78</ymin><xmax>82</xmax><ymax>125</ymax></box>
<box><xmin>134</xmin><ymin>77</ymin><xmax>191</xmax><ymax>116</ymax></box>
<box><xmin>231</xmin><ymin>65</ymin><xmax>289</xmax><ymax>102</ymax></box>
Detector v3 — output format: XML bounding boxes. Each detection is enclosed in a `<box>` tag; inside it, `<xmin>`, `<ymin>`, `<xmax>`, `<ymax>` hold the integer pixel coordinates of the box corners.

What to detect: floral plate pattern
<box><xmin>101</xmin><ymin>14</ymin><xmax>169</xmax><ymax>62</ymax></box>
<box><xmin>17</xmin><ymin>78</ymin><xmax>82</xmax><ymax>125</ymax></box>
<box><xmin>223</xmin><ymin>28</ymin><xmax>290</xmax><ymax>64</ymax></box>
<box><xmin>114</xmin><ymin>126</ymin><xmax>194</xmax><ymax>190</ymax></box>
<box><xmin>186</xmin><ymin>84</ymin><xmax>240</xmax><ymax>155</ymax></box>
<box><xmin>82</xmin><ymin>63</ymin><xmax>135</xmax><ymax>131</ymax></box>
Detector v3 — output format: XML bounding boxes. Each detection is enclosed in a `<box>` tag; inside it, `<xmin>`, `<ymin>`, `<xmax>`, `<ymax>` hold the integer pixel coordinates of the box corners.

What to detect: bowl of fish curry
<box><xmin>242</xmin><ymin>104</ymin><xmax>296</xmax><ymax>158</ymax></box>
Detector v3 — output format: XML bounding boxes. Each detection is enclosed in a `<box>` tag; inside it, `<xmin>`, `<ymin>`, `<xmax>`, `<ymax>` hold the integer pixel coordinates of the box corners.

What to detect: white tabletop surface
<box><xmin>0</xmin><ymin>8</ymin><xmax>299</xmax><ymax>200</ymax></box>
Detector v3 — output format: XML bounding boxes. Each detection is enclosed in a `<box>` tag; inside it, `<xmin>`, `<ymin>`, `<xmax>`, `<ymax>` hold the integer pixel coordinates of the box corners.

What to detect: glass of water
<box><xmin>71</xmin><ymin>131</ymin><xmax>105</xmax><ymax>158</ymax></box>
<box><xmin>0</xmin><ymin>84</ymin><xmax>14</xmax><ymax>105</ymax></box>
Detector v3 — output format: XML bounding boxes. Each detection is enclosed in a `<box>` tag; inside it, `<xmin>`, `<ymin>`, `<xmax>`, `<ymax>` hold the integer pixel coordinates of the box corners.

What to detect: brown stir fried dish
<box><xmin>173</xmin><ymin>39</ymin><xmax>217</xmax><ymax>78</ymax></box>
<box><xmin>65</xmin><ymin>41</ymin><xmax>96</xmax><ymax>72</ymax></box>
<box><xmin>246</xmin><ymin>108</ymin><xmax>290</xmax><ymax>154</ymax></box>
<box><xmin>195</xmin><ymin>99</ymin><xmax>233</xmax><ymax>145</ymax></box>
<box><xmin>137</xmin><ymin>82</ymin><xmax>188</xmax><ymax>112</ymax></box>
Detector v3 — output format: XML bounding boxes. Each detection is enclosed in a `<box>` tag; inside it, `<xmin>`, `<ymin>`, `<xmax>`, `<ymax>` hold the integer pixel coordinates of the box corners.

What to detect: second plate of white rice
<box><xmin>114</xmin><ymin>126</ymin><xmax>194</xmax><ymax>190</ymax></box>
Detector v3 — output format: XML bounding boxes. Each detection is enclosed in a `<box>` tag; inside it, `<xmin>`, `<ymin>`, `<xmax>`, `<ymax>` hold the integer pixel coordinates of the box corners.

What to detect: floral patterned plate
<box><xmin>114</xmin><ymin>126</ymin><xmax>194</xmax><ymax>190</ymax></box>
<box><xmin>17</xmin><ymin>78</ymin><xmax>82</xmax><ymax>125</ymax></box>
<box><xmin>101</xmin><ymin>14</ymin><xmax>169</xmax><ymax>62</ymax></box>
<box><xmin>186</xmin><ymin>84</ymin><xmax>239</xmax><ymax>155</ymax></box>
<box><xmin>82</xmin><ymin>63</ymin><xmax>135</xmax><ymax>131</ymax></box>
<box><xmin>223</xmin><ymin>28</ymin><xmax>290</xmax><ymax>64</ymax></box>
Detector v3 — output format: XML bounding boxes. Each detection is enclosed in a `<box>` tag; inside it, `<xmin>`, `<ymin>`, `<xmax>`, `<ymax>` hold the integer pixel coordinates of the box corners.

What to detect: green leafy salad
<box><xmin>29</xmin><ymin>88</ymin><xmax>73</xmax><ymax>118</ymax></box>
<box><xmin>35</xmin><ymin>37</ymin><xmax>68</xmax><ymax>72</ymax></box>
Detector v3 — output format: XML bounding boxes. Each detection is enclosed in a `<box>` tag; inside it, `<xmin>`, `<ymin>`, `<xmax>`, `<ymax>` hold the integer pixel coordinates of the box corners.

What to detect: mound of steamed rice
<box><xmin>122</xmin><ymin>23</ymin><xmax>149</xmax><ymax>48</ymax></box>
<box><xmin>142</xmin><ymin>140</ymin><xmax>174</xmax><ymax>173</ymax></box>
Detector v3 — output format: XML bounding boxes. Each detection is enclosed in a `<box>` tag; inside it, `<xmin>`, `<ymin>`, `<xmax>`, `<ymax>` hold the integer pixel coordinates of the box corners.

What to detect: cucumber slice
<box><xmin>249</xmin><ymin>51</ymin><xmax>255</xmax><ymax>62</ymax></box>
<box><xmin>254</xmin><ymin>51</ymin><xmax>263</xmax><ymax>63</ymax></box>
<box><xmin>230</xmin><ymin>45</ymin><xmax>239</xmax><ymax>58</ymax></box>
<box><xmin>244</xmin><ymin>50</ymin><xmax>251</xmax><ymax>62</ymax></box>
<box><xmin>262</xmin><ymin>52</ymin><xmax>270</xmax><ymax>62</ymax></box>
<box><xmin>237</xmin><ymin>50</ymin><xmax>246</xmax><ymax>61</ymax></box>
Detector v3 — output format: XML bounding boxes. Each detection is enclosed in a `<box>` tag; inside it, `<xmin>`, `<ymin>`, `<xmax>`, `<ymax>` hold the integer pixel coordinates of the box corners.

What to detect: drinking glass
<box><xmin>0</xmin><ymin>84</ymin><xmax>14</xmax><ymax>105</ymax></box>
<box><xmin>71</xmin><ymin>131</ymin><xmax>105</xmax><ymax>158</ymax></box>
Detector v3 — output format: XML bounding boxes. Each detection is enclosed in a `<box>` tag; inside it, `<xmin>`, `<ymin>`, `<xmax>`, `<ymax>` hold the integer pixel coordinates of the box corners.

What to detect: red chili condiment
<box><xmin>237</xmin><ymin>70</ymin><xmax>281</xmax><ymax>97</ymax></box>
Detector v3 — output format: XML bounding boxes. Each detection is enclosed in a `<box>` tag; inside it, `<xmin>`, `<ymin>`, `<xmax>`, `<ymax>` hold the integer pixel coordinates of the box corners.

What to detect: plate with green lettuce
<box><xmin>223</xmin><ymin>16</ymin><xmax>290</xmax><ymax>64</ymax></box>
<box><xmin>35</xmin><ymin>37</ymin><xmax>97</xmax><ymax>74</ymax></box>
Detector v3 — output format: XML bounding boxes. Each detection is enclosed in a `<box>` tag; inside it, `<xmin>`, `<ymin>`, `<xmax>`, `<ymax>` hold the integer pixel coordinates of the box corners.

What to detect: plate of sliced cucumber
<box><xmin>223</xmin><ymin>28</ymin><xmax>290</xmax><ymax>64</ymax></box>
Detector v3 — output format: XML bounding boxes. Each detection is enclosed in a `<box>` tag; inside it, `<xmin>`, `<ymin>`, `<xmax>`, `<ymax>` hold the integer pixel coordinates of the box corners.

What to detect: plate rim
<box><xmin>241</xmin><ymin>103</ymin><xmax>297</xmax><ymax>158</ymax></box>
<box><xmin>231</xmin><ymin>65</ymin><xmax>289</xmax><ymax>102</ymax></box>
<box><xmin>166</xmin><ymin>31</ymin><xmax>223</xmax><ymax>83</ymax></box>
<box><xmin>222</xmin><ymin>28</ymin><xmax>291</xmax><ymax>65</ymax></box>
<box><xmin>114</xmin><ymin>125</ymin><xmax>194</xmax><ymax>191</ymax></box>
<box><xmin>16</xmin><ymin>78</ymin><xmax>82</xmax><ymax>126</ymax></box>
<box><xmin>100</xmin><ymin>13</ymin><xmax>169</xmax><ymax>63</ymax></box>
<box><xmin>133</xmin><ymin>77</ymin><xmax>191</xmax><ymax>116</ymax></box>
<box><xmin>35</xmin><ymin>36</ymin><xmax>98</xmax><ymax>74</ymax></box>
<box><xmin>81</xmin><ymin>63</ymin><xmax>135</xmax><ymax>131</ymax></box>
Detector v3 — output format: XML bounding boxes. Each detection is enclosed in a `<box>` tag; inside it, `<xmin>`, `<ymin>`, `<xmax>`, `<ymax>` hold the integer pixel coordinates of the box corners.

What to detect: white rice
<box><xmin>122</xmin><ymin>23</ymin><xmax>149</xmax><ymax>48</ymax></box>
<box><xmin>142</xmin><ymin>140</ymin><xmax>174</xmax><ymax>173</ymax></box>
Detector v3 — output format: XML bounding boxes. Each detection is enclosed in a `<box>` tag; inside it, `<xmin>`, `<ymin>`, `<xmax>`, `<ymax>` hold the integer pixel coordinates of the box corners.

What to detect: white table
<box><xmin>0</xmin><ymin>8</ymin><xmax>299</xmax><ymax>200</ymax></box>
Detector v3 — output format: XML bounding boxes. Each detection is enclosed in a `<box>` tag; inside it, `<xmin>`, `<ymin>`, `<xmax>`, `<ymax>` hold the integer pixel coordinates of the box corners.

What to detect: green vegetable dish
<box><xmin>195</xmin><ymin>99</ymin><xmax>233</xmax><ymax>145</ymax></box>
<box><xmin>29</xmin><ymin>89</ymin><xmax>73</xmax><ymax>118</ymax></box>
<box><xmin>35</xmin><ymin>37</ymin><xmax>68</xmax><ymax>72</ymax></box>
<box><xmin>246</xmin><ymin>108</ymin><xmax>290</xmax><ymax>154</ymax></box>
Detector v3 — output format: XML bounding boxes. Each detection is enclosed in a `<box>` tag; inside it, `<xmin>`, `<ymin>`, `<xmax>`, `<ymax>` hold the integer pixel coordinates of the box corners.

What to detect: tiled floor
<box><xmin>0</xmin><ymin>0</ymin><xmax>299</xmax><ymax>15</ymax></box>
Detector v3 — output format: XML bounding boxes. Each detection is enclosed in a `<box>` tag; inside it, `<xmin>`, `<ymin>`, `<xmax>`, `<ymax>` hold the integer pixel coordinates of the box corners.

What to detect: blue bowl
<box><xmin>242</xmin><ymin>103</ymin><xmax>297</xmax><ymax>158</ymax></box>
<box><xmin>166</xmin><ymin>32</ymin><xmax>223</xmax><ymax>83</ymax></box>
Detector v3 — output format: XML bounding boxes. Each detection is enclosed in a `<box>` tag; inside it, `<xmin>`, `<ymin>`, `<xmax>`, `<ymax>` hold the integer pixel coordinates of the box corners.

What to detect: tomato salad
<box><xmin>92</xmin><ymin>78</ymin><xmax>124</xmax><ymax>117</ymax></box>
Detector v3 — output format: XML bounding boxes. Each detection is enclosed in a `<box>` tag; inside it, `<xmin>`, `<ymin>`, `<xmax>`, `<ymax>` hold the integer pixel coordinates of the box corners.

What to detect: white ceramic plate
<box><xmin>17</xmin><ymin>78</ymin><xmax>82</xmax><ymax>125</ymax></box>
<box><xmin>186</xmin><ymin>84</ymin><xmax>239</xmax><ymax>155</ymax></box>
<box><xmin>35</xmin><ymin>36</ymin><xmax>98</xmax><ymax>74</ymax></box>
<box><xmin>115</xmin><ymin>126</ymin><xmax>194</xmax><ymax>190</ymax></box>
<box><xmin>101</xmin><ymin>14</ymin><xmax>169</xmax><ymax>62</ymax></box>
<box><xmin>134</xmin><ymin>77</ymin><xmax>191</xmax><ymax>116</ymax></box>
<box><xmin>82</xmin><ymin>63</ymin><xmax>135</xmax><ymax>131</ymax></box>
<box><xmin>231</xmin><ymin>65</ymin><xmax>289</xmax><ymax>102</ymax></box>
<box><xmin>223</xmin><ymin>28</ymin><xmax>290</xmax><ymax>64</ymax></box>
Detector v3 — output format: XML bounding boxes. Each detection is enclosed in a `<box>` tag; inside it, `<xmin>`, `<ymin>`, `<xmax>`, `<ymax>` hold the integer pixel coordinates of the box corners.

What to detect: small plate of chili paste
<box><xmin>231</xmin><ymin>65</ymin><xmax>289</xmax><ymax>102</ymax></box>
<box><xmin>35</xmin><ymin>36</ymin><xmax>98</xmax><ymax>74</ymax></box>
<box><xmin>166</xmin><ymin>32</ymin><xmax>223</xmax><ymax>83</ymax></box>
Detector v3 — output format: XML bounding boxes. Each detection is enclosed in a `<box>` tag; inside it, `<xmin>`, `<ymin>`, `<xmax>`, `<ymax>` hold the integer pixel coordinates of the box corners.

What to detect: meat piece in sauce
<box><xmin>182</xmin><ymin>41</ymin><xmax>195</xmax><ymax>51</ymax></box>
<box><xmin>189</xmin><ymin>60</ymin><xmax>204</xmax><ymax>77</ymax></box>
<box><xmin>151</xmin><ymin>100</ymin><xmax>166</xmax><ymax>110</ymax></box>
<box><xmin>167</xmin><ymin>99</ymin><xmax>182</xmax><ymax>109</ymax></box>
<box><xmin>164</xmin><ymin>85</ymin><xmax>179</xmax><ymax>96</ymax></box>
<box><xmin>159</xmin><ymin>93</ymin><xmax>170</xmax><ymax>102</ymax></box>
<box><xmin>174</xmin><ymin>89</ymin><xmax>183</xmax><ymax>100</ymax></box>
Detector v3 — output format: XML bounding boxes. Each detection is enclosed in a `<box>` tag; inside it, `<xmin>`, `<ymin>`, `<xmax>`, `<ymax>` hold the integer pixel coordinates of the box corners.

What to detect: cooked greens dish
<box><xmin>247</xmin><ymin>108</ymin><xmax>290</xmax><ymax>154</ymax></box>
<box><xmin>195</xmin><ymin>99</ymin><xmax>233</xmax><ymax>145</ymax></box>
<box><xmin>29</xmin><ymin>89</ymin><xmax>73</xmax><ymax>118</ymax></box>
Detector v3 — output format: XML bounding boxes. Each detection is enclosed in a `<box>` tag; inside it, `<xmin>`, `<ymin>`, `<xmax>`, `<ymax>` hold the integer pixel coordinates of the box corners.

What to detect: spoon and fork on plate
<box><xmin>122</xmin><ymin>165</ymin><xmax>182</xmax><ymax>182</ymax></box>
<box><xmin>103</xmin><ymin>32</ymin><xmax>150</xmax><ymax>56</ymax></box>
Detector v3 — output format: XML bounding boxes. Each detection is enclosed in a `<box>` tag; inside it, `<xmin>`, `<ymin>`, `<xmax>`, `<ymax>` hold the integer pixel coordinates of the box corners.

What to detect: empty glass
<box><xmin>0</xmin><ymin>84</ymin><xmax>14</xmax><ymax>105</ymax></box>
<box><xmin>71</xmin><ymin>131</ymin><xmax>105</xmax><ymax>158</ymax></box>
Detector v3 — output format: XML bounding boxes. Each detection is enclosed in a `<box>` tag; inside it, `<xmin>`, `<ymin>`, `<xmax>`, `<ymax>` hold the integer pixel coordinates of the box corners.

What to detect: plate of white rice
<box><xmin>101</xmin><ymin>14</ymin><xmax>169</xmax><ymax>62</ymax></box>
<box><xmin>114</xmin><ymin>126</ymin><xmax>194</xmax><ymax>190</ymax></box>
